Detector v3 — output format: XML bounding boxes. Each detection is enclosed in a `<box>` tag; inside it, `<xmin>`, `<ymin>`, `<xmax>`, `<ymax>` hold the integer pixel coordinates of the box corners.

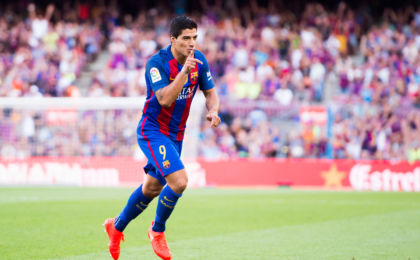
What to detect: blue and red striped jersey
<box><xmin>138</xmin><ymin>45</ymin><xmax>215</xmax><ymax>141</ymax></box>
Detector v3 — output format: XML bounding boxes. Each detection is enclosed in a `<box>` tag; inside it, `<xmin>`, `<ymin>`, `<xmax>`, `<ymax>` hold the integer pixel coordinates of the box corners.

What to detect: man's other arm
<box><xmin>203</xmin><ymin>88</ymin><xmax>221</xmax><ymax>128</ymax></box>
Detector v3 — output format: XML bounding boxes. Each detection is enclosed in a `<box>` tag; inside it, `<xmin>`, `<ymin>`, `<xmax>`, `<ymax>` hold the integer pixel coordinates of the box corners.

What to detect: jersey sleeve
<box><xmin>145</xmin><ymin>57</ymin><xmax>169</xmax><ymax>92</ymax></box>
<box><xmin>197</xmin><ymin>52</ymin><xmax>215</xmax><ymax>91</ymax></box>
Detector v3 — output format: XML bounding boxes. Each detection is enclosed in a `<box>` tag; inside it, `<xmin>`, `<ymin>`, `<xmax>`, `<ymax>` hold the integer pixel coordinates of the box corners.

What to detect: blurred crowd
<box><xmin>194</xmin><ymin>2</ymin><xmax>420</xmax><ymax>161</ymax></box>
<box><xmin>86</xmin><ymin>15</ymin><xmax>168</xmax><ymax>97</ymax></box>
<box><xmin>88</xmin><ymin>1</ymin><xmax>352</xmax><ymax>102</ymax></box>
<box><xmin>0</xmin><ymin>3</ymin><xmax>103</xmax><ymax>97</ymax></box>
<box><xmin>1</xmin><ymin>0</ymin><xmax>420</xmax><ymax>161</ymax></box>
<box><xmin>199</xmin><ymin>102</ymin><xmax>420</xmax><ymax>161</ymax></box>
<box><xmin>326</xmin><ymin>7</ymin><xmax>420</xmax><ymax>161</ymax></box>
<box><xmin>0</xmin><ymin>108</ymin><xmax>140</xmax><ymax>158</ymax></box>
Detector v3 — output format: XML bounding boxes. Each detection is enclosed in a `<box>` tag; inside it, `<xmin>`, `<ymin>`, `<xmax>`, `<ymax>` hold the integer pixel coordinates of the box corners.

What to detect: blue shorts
<box><xmin>137</xmin><ymin>130</ymin><xmax>184</xmax><ymax>186</ymax></box>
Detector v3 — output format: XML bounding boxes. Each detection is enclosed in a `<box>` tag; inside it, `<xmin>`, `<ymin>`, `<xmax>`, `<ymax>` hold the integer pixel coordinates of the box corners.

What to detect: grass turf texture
<box><xmin>0</xmin><ymin>188</ymin><xmax>419</xmax><ymax>259</ymax></box>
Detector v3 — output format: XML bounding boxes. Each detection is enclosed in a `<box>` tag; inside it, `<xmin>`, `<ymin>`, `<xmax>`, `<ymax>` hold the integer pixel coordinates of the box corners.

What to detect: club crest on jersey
<box><xmin>190</xmin><ymin>71</ymin><xmax>198</xmax><ymax>83</ymax></box>
<box><xmin>150</xmin><ymin>67</ymin><xmax>161</xmax><ymax>83</ymax></box>
<box><xmin>163</xmin><ymin>160</ymin><xmax>171</xmax><ymax>169</ymax></box>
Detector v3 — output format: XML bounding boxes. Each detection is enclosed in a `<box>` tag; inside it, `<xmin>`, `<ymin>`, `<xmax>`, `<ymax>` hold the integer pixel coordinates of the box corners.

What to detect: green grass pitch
<box><xmin>0</xmin><ymin>187</ymin><xmax>419</xmax><ymax>259</ymax></box>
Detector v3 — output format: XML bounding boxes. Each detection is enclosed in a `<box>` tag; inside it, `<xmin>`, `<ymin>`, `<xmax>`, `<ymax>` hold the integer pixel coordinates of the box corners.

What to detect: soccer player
<box><xmin>104</xmin><ymin>16</ymin><xmax>220</xmax><ymax>260</ymax></box>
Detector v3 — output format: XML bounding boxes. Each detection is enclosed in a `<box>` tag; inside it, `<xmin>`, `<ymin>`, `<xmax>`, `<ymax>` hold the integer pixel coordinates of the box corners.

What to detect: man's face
<box><xmin>171</xmin><ymin>28</ymin><xmax>197</xmax><ymax>57</ymax></box>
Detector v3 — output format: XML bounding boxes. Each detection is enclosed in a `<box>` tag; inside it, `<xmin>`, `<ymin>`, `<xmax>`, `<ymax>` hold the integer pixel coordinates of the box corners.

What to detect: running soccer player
<box><xmin>104</xmin><ymin>16</ymin><xmax>220</xmax><ymax>260</ymax></box>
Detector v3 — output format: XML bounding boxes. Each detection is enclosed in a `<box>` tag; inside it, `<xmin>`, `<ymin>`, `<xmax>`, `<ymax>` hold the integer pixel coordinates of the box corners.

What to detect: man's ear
<box><xmin>170</xmin><ymin>36</ymin><xmax>176</xmax><ymax>45</ymax></box>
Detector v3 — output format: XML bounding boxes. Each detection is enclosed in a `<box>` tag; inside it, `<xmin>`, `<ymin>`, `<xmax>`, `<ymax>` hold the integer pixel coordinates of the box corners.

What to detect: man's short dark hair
<box><xmin>170</xmin><ymin>16</ymin><xmax>197</xmax><ymax>38</ymax></box>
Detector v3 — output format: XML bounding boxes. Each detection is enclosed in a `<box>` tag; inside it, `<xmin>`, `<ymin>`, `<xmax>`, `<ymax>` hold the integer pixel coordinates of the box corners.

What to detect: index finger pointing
<box><xmin>190</xmin><ymin>58</ymin><xmax>203</xmax><ymax>65</ymax></box>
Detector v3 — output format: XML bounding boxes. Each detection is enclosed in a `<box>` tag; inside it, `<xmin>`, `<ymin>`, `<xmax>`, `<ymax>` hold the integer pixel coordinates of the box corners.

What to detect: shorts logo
<box><xmin>150</xmin><ymin>67</ymin><xmax>161</xmax><ymax>83</ymax></box>
<box><xmin>163</xmin><ymin>160</ymin><xmax>171</xmax><ymax>169</ymax></box>
<box><xmin>190</xmin><ymin>71</ymin><xmax>198</xmax><ymax>83</ymax></box>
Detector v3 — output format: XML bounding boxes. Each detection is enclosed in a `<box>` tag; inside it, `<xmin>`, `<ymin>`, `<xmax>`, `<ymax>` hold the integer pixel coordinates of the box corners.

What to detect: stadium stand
<box><xmin>0</xmin><ymin>1</ymin><xmax>419</xmax><ymax>161</ymax></box>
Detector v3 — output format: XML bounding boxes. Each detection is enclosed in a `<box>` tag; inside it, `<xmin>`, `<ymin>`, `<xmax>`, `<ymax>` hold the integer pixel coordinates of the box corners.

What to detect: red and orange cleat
<box><xmin>148</xmin><ymin>223</ymin><xmax>172</xmax><ymax>260</ymax></box>
<box><xmin>103</xmin><ymin>218</ymin><xmax>124</xmax><ymax>260</ymax></box>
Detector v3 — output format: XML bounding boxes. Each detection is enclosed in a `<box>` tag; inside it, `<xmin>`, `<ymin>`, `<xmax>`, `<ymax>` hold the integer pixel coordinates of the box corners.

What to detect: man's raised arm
<box><xmin>155</xmin><ymin>50</ymin><xmax>202</xmax><ymax>108</ymax></box>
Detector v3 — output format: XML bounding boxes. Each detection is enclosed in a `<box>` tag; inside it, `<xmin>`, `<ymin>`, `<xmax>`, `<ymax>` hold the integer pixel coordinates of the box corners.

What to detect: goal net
<box><xmin>0</xmin><ymin>95</ymin><xmax>206</xmax><ymax>160</ymax></box>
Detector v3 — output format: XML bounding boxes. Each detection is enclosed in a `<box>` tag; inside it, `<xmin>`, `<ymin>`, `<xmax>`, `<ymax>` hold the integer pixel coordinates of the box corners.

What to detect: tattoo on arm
<box><xmin>155</xmin><ymin>89</ymin><xmax>163</xmax><ymax>101</ymax></box>
<box><xmin>202</xmin><ymin>89</ymin><xmax>211</xmax><ymax>97</ymax></box>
